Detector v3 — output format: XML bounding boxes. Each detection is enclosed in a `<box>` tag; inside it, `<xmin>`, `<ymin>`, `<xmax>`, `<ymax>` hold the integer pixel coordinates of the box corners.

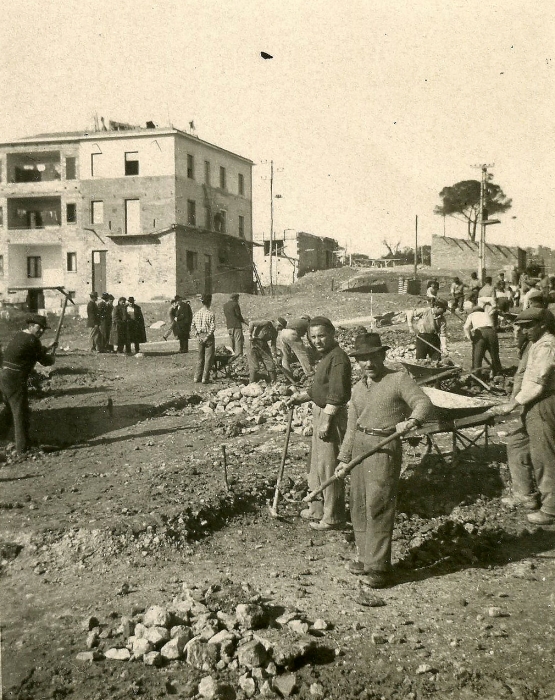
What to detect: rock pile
<box><xmin>77</xmin><ymin>579</ymin><xmax>334</xmax><ymax>698</ymax></box>
<box><xmin>200</xmin><ymin>383</ymin><xmax>313</xmax><ymax>436</ymax></box>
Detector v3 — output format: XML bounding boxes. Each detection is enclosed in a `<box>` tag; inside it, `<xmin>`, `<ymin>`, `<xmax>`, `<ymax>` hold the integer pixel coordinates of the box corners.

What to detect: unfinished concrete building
<box><xmin>0</xmin><ymin>125</ymin><xmax>254</xmax><ymax>310</ymax></box>
<box><xmin>253</xmin><ymin>229</ymin><xmax>340</xmax><ymax>287</ymax></box>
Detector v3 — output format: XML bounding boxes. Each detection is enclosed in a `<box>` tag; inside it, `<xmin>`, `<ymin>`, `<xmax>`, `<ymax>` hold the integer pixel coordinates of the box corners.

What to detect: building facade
<box><xmin>0</xmin><ymin>126</ymin><xmax>254</xmax><ymax>310</ymax></box>
<box><xmin>253</xmin><ymin>229</ymin><xmax>340</xmax><ymax>287</ymax></box>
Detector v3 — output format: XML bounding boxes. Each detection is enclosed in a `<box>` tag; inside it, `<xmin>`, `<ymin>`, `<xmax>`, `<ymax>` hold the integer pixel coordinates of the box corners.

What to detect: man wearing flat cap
<box><xmin>287</xmin><ymin>317</ymin><xmax>351</xmax><ymax>531</ymax></box>
<box><xmin>277</xmin><ymin>315</ymin><xmax>316</xmax><ymax>380</ymax></box>
<box><xmin>493</xmin><ymin>307</ymin><xmax>555</xmax><ymax>525</ymax></box>
<box><xmin>336</xmin><ymin>332</ymin><xmax>433</xmax><ymax>588</ymax></box>
<box><xmin>0</xmin><ymin>314</ymin><xmax>57</xmax><ymax>453</ymax></box>
<box><xmin>86</xmin><ymin>291</ymin><xmax>101</xmax><ymax>352</ymax></box>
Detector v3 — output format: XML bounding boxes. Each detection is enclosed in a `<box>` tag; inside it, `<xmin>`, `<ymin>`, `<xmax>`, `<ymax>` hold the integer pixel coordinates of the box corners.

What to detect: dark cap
<box><xmin>26</xmin><ymin>313</ymin><xmax>50</xmax><ymax>329</ymax></box>
<box><xmin>90</xmin><ymin>292</ymin><xmax>98</xmax><ymax>299</ymax></box>
<box><xmin>230</xmin><ymin>293</ymin><xmax>240</xmax><ymax>300</ymax></box>
<box><xmin>349</xmin><ymin>332</ymin><xmax>389</xmax><ymax>357</ymax></box>
<box><xmin>277</xmin><ymin>317</ymin><xmax>287</xmax><ymax>328</ymax></box>
<box><xmin>514</xmin><ymin>308</ymin><xmax>555</xmax><ymax>325</ymax></box>
<box><xmin>171</xmin><ymin>295</ymin><xmax>182</xmax><ymax>303</ymax></box>
<box><xmin>128</xmin><ymin>297</ymin><xmax>135</xmax><ymax>303</ymax></box>
<box><xmin>101</xmin><ymin>292</ymin><xmax>110</xmax><ymax>300</ymax></box>
<box><xmin>309</xmin><ymin>316</ymin><xmax>335</xmax><ymax>332</ymax></box>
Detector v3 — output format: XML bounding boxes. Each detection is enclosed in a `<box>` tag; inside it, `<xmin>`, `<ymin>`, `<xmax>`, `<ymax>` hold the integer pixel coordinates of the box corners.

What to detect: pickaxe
<box><xmin>51</xmin><ymin>287</ymin><xmax>75</xmax><ymax>354</ymax></box>
<box><xmin>268</xmin><ymin>408</ymin><xmax>294</xmax><ymax>518</ymax></box>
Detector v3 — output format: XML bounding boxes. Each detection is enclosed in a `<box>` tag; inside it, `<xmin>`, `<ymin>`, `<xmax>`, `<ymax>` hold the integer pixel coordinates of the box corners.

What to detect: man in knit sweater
<box><xmin>287</xmin><ymin>317</ymin><xmax>352</xmax><ymax>531</ymax></box>
<box><xmin>336</xmin><ymin>333</ymin><xmax>433</xmax><ymax>588</ymax></box>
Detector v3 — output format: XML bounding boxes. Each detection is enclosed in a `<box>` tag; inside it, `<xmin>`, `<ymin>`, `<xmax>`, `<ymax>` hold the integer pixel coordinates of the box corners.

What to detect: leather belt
<box><xmin>356</xmin><ymin>425</ymin><xmax>395</xmax><ymax>437</ymax></box>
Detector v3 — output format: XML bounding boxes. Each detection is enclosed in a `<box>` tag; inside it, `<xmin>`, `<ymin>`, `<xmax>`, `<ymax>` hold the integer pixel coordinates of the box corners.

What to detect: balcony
<box><xmin>6</xmin><ymin>196</ymin><xmax>63</xmax><ymax>245</ymax></box>
<box><xmin>7</xmin><ymin>151</ymin><xmax>62</xmax><ymax>183</ymax></box>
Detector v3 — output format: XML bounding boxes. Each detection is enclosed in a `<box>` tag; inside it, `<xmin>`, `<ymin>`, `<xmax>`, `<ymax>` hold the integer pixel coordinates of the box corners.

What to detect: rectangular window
<box><xmin>125</xmin><ymin>151</ymin><xmax>139</xmax><ymax>176</ymax></box>
<box><xmin>91</xmin><ymin>152</ymin><xmax>101</xmax><ymax>177</ymax></box>
<box><xmin>65</xmin><ymin>157</ymin><xmax>76</xmax><ymax>180</ymax></box>
<box><xmin>264</xmin><ymin>240</ymin><xmax>284</xmax><ymax>256</ymax></box>
<box><xmin>238</xmin><ymin>173</ymin><xmax>244</xmax><ymax>196</ymax></box>
<box><xmin>187</xmin><ymin>154</ymin><xmax>195</xmax><ymax>179</ymax></box>
<box><xmin>219</xmin><ymin>166</ymin><xmax>226</xmax><ymax>189</ymax></box>
<box><xmin>204</xmin><ymin>160</ymin><xmax>211</xmax><ymax>185</ymax></box>
<box><xmin>187</xmin><ymin>199</ymin><xmax>196</xmax><ymax>226</ymax></box>
<box><xmin>0</xmin><ymin>206</ymin><xmax>3</xmax><ymax>226</ymax></box>
<box><xmin>125</xmin><ymin>199</ymin><xmax>141</xmax><ymax>234</ymax></box>
<box><xmin>91</xmin><ymin>200</ymin><xmax>104</xmax><ymax>224</ymax></box>
<box><xmin>27</xmin><ymin>256</ymin><xmax>42</xmax><ymax>278</ymax></box>
<box><xmin>66</xmin><ymin>203</ymin><xmax>76</xmax><ymax>223</ymax></box>
<box><xmin>186</xmin><ymin>250</ymin><xmax>198</xmax><ymax>272</ymax></box>
<box><xmin>239</xmin><ymin>215</ymin><xmax>245</xmax><ymax>238</ymax></box>
<box><xmin>66</xmin><ymin>252</ymin><xmax>77</xmax><ymax>272</ymax></box>
<box><xmin>0</xmin><ymin>255</ymin><xmax>4</xmax><ymax>276</ymax></box>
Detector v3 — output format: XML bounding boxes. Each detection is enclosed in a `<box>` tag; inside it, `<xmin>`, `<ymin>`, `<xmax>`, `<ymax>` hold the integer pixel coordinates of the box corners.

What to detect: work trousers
<box><xmin>450</xmin><ymin>295</ymin><xmax>464</xmax><ymax>312</ymax></box>
<box><xmin>307</xmin><ymin>405</ymin><xmax>347</xmax><ymax>525</ymax></box>
<box><xmin>89</xmin><ymin>325</ymin><xmax>101</xmax><ymax>351</ymax></box>
<box><xmin>178</xmin><ymin>336</ymin><xmax>189</xmax><ymax>353</ymax></box>
<box><xmin>248</xmin><ymin>338</ymin><xmax>276</xmax><ymax>383</ymax></box>
<box><xmin>228</xmin><ymin>328</ymin><xmax>244</xmax><ymax>356</ymax></box>
<box><xmin>525</xmin><ymin>394</ymin><xmax>555</xmax><ymax>516</ymax></box>
<box><xmin>415</xmin><ymin>333</ymin><xmax>441</xmax><ymax>361</ymax></box>
<box><xmin>472</xmin><ymin>327</ymin><xmax>502</xmax><ymax>375</ymax></box>
<box><xmin>350</xmin><ymin>431</ymin><xmax>402</xmax><ymax>572</ymax></box>
<box><xmin>0</xmin><ymin>369</ymin><xmax>31</xmax><ymax>453</ymax></box>
<box><xmin>505</xmin><ymin>421</ymin><xmax>538</xmax><ymax>503</ymax></box>
<box><xmin>195</xmin><ymin>335</ymin><xmax>215</xmax><ymax>382</ymax></box>
<box><xmin>280</xmin><ymin>329</ymin><xmax>315</xmax><ymax>377</ymax></box>
<box><xmin>116</xmin><ymin>343</ymin><xmax>132</xmax><ymax>354</ymax></box>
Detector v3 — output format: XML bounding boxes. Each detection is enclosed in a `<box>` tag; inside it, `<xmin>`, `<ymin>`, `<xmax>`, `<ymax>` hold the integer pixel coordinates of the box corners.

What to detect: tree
<box><xmin>434</xmin><ymin>179</ymin><xmax>512</xmax><ymax>242</ymax></box>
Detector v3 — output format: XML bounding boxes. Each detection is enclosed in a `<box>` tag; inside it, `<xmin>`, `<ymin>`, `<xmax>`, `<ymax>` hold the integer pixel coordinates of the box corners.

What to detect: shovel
<box><xmin>303</xmin><ymin>425</ymin><xmax>416</xmax><ymax>504</ymax></box>
<box><xmin>268</xmin><ymin>407</ymin><xmax>295</xmax><ymax>518</ymax></box>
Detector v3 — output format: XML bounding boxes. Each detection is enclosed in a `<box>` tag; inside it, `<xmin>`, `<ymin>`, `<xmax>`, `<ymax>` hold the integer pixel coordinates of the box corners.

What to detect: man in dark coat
<box><xmin>100</xmin><ymin>294</ymin><xmax>115</xmax><ymax>353</ymax></box>
<box><xmin>166</xmin><ymin>296</ymin><xmax>193</xmax><ymax>352</ymax></box>
<box><xmin>127</xmin><ymin>297</ymin><xmax>147</xmax><ymax>354</ymax></box>
<box><xmin>0</xmin><ymin>314</ymin><xmax>57</xmax><ymax>453</ymax></box>
<box><xmin>86</xmin><ymin>292</ymin><xmax>101</xmax><ymax>352</ymax></box>
<box><xmin>223</xmin><ymin>293</ymin><xmax>248</xmax><ymax>356</ymax></box>
<box><xmin>110</xmin><ymin>297</ymin><xmax>131</xmax><ymax>354</ymax></box>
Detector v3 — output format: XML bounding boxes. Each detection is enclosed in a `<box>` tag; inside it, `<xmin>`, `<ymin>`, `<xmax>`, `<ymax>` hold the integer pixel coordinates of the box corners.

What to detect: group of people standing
<box><xmin>87</xmin><ymin>292</ymin><xmax>147</xmax><ymax>355</ymax></box>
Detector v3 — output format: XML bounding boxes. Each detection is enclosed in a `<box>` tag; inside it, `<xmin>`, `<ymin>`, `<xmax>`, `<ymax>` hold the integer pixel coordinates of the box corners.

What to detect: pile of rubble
<box><xmin>200</xmin><ymin>383</ymin><xmax>313</xmax><ymax>436</ymax></box>
<box><xmin>77</xmin><ymin>579</ymin><xmax>335</xmax><ymax>699</ymax></box>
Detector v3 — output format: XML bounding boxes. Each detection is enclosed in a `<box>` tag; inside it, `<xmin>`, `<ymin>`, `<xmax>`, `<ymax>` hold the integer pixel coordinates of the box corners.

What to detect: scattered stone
<box><xmin>237</xmin><ymin>640</ymin><xmax>268</xmax><ymax>668</ymax></box>
<box><xmin>143</xmin><ymin>605</ymin><xmax>171</xmax><ymax>628</ymax></box>
<box><xmin>132</xmin><ymin>638</ymin><xmax>154</xmax><ymax>658</ymax></box>
<box><xmin>288</xmin><ymin>620</ymin><xmax>309</xmax><ymax>635</ymax></box>
<box><xmin>105</xmin><ymin>647</ymin><xmax>131</xmax><ymax>660</ymax></box>
<box><xmin>236</xmin><ymin>603</ymin><xmax>266</xmax><ymax>630</ymax></box>
<box><xmin>121</xmin><ymin>616</ymin><xmax>135</xmax><ymax>637</ymax></box>
<box><xmin>161</xmin><ymin>631</ymin><xmax>190</xmax><ymax>659</ymax></box>
<box><xmin>186</xmin><ymin>637</ymin><xmax>220</xmax><ymax>671</ymax></box>
<box><xmin>84</xmin><ymin>616</ymin><xmax>100</xmax><ymax>631</ymax></box>
<box><xmin>76</xmin><ymin>651</ymin><xmax>103</xmax><ymax>662</ymax></box>
<box><xmin>86</xmin><ymin>631</ymin><xmax>99</xmax><ymax>649</ymax></box>
<box><xmin>143</xmin><ymin>651</ymin><xmax>163</xmax><ymax>667</ymax></box>
<box><xmin>354</xmin><ymin>591</ymin><xmax>387</xmax><ymax>608</ymax></box>
<box><xmin>273</xmin><ymin>673</ymin><xmax>297</xmax><ymax>697</ymax></box>
<box><xmin>488</xmin><ymin>607</ymin><xmax>509</xmax><ymax>618</ymax></box>
<box><xmin>310</xmin><ymin>682</ymin><xmax>325</xmax><ymax>698</ymax></box>
<box><xmin>416</xmin><ymin>664</ymin><xmax>435</xmax><ymax>674</ymax></box>
<box><xmin>198</xmin><ymin>675</ymin><xmax>236</xmax><ymax>700</ymax></box>
<box><xmin>239</xmin><ymin>674</ymin><xmax>256</xmax><ymax>698</ymax></box>
<box><xmin>145</xmin><ymin>625</ymin><xmax>171</xmax><ymax>647</ymax></box>
<box><xmin>312</xmin><ymin>619</ymin><xmax>329</xmax><ymax>631</ymax></box>
<box><xmin>371</xmin><ymin>634</ymin><xmax>387</xmax><ymax>645</ymax></box>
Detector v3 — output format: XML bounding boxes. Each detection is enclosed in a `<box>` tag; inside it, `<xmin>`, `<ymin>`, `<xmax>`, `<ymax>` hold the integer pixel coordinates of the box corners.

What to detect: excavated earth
<box><xmin>1</xmin><ymin>311</ymin><xmax>555</xmax><ymax>700</ymax></box>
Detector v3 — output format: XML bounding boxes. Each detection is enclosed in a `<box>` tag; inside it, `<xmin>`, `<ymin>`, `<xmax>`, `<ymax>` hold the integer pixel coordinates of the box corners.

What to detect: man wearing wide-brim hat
<box><xmin>492</xmin><ymin>307</ymin><xmax>555</xmax><ymax>524</ymax></box>
<box><xmin>336</xmin><ymin>332</ymin><xmax>434</xmax><ymax>588</ymax></box>
<box><xmin>0</xmin><ymin>314</ymin><xmax>57</xmax><ymax>454</ymax></box>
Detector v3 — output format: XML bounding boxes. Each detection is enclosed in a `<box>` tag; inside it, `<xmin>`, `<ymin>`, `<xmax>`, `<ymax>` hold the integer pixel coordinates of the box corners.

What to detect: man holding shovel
<box><xmin>287</xmin><ymin>317</ymin><xmax>351</xmax><ymax>531</ymax></box>
<box><xmin>336</xmin><ymin>333</ymin><xmax>433</xmax><ymax>588</ymax></box>
<box><xmin>407</xmin><ymin>298</ymin><xmax>448</xmax><ymax>361</ymax></box>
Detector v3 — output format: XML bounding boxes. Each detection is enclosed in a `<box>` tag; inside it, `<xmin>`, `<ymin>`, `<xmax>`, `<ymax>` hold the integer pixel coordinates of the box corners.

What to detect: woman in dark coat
<box><xmin>127</xmin><ymin>297</ymin><xmax>147</xmax><ymax>353</ymax></box>
<box><xmin>110</xmin><ymin>297</ymin><xmax>131</xmax><ymax>354</ymax></box>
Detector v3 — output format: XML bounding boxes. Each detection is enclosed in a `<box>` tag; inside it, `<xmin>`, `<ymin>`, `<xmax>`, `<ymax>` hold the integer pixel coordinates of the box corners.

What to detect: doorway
<box><xmin>204</xmin><ymin>254</ymin><xmax>212</xmax><ymax>295</ymax></box>
<box><xmin>92</xmin><ymin>251</ymin><xmax>107</xmax><ymax>295</ymax></box>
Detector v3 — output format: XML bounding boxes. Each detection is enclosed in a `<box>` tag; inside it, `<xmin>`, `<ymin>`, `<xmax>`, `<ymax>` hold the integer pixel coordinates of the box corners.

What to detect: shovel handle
<box><xmin>303</xmin><ymin>425</ymin><xmax>414</xmax><ymax>503</ymax></box>
<box><xmin>271</xmin><ymin>408</ymin><xmax>295</xmax><ymax>513</ymax></box>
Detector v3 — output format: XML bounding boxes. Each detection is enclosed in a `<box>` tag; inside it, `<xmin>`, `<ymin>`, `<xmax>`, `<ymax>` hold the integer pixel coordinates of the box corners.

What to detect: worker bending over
<box><xmin>463</xmin><ymin>303</ymin><xmax>502</xmax><ymax>376</ymax></box>
<box><xmin>407</xmin><ymin>298</ymin><xmax>448</xmax><ymax>360</ymax></box>
<box><xmin>248</xmin><ymin>319</ymin><xmax>278</xmax><ymax>383</ymax></box>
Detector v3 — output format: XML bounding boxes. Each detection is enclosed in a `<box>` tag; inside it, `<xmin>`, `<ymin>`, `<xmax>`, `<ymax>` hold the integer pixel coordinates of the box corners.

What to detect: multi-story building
<box><xmin>253</xmin><ymin>229</ymin><xmax>340</xmax><ymax>287</ymax></box>
<box><xmin>0</xmin><ymin>125</ymin><xmax>254</xmax><ymax>310</ymax></box>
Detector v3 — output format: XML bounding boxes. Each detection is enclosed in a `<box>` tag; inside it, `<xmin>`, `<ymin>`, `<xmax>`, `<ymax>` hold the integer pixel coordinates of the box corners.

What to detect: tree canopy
<box><xmin>434</xmin><ymin>179</ymin><xmax>512</xmax><ymax>242</ymax></box>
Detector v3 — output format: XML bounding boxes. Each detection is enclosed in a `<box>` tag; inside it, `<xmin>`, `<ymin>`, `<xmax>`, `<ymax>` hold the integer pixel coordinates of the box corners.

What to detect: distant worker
<box><xmin>449</xmin><ymin>277</ymin><xmax>466</xmax><ymax>312</ymax></box>
<box><xmin>247</xmin><ymin>319</ymin><xmax>278</xmax><ymax>383</ymax></box>
<box><xmin>287</xmin><ymin>317</ymin><xmax>352</xmax><ymax>531</ymax></box>
<box><xmin>426</xmin><ymin>280</ymin><xmax>439</xmax><ymax>300</ymax></box>
<box><xmin>495</xmin><ymin>280</ymin><xmax>513</xmax><ymax>313</ymax></box>
<box><xmin>0</xmin><ymin>315</ymin><xmax>57</xmax><ymax>454</ymax></box>
<box><xmin>463</xmin><ymin>303</ymin><xmax>502</xmax><ymax>376</ymax></box>
<box><xmin>127</xmin><ymin>297</ymin><xmax>147</xmax><ymax>354</ymax></box>
<box><xmin>407</xmin><ymin>298</ymin><xmax>448</xmax><ymax>361</ymax></box>
<box><xmin>276</xmin><ymin>315</ymin><xmax>315</xmax><ymax>380</ymax></box>
<box><xmin>87</xmin><ymin>292</ymin><xmax>101</xmax><ymax>352</ymax></box>
<box><xmin>478</xmin><ymin>276</ymin><xmax>496</xmax><ymax>308</ymax></box>
<box><xmin>111</xmin><ymin>297</ymin><xmax>131</xmax><ymax>354</ymax></box>
<box><xmin>191</xmin><ymin>295</ymin><xmax>216</xmax><ymax>384</ymax></box>
<box><xmin>223</xmin><ymin>293</ymin><xmax>248</xmax><ymax>357</ymax></box>
<box><xmin>466</xmin><ymin>272</ymin><xmax>482</xmax><ymax>307</ymax></box>
<box><xmin>166</xmin><ymin>296</ymin><xmax>193</xmax><ymax>353</ymax></box>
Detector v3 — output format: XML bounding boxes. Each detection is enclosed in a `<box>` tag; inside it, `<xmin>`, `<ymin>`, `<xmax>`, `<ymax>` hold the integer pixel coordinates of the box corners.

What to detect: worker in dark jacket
<box><xmin>248</xmin><ymin>319</ymin><xmax>278</xmax><ymax>383</ymax></box>
<box><xmin>110</xmin><ymin>297</ymin><xmax>131</xmax><ymax>354</ymax></box>
<box><xmin>127</xmin><ymin>297</ymin><xmax>147</xmax><ymax>354</ymax></box>
<box><xmin>86</xmin><ymin>292</ymin><xmax>101</xmax><ymax>352</ymax></box>
<box><xmin>287</xmin><ymin>317</ymin><xmax>352</xmax><ymax>531</ymax></box>
<box><xmin>165</xmin><ymin>296</ymin><xmax>193</xmax><ymax>352</ymax></box>
<box><xmin>0</xmin><ymin>315</ymin><xmax>57</xmax><ymax>453</ymax></box>
<box><xmin>223</xmin><ymin>294</ymin><xmax>248</xmax><ymax>356</ymax></box>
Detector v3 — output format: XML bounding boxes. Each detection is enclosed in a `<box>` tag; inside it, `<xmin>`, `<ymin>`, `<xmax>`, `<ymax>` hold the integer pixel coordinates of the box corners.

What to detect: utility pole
<box><xmin>414</xmin><ymin>215</ymin><xmax>418</xmax><ymax>281</ymax></box>
<box><xmin>472</xmin><ymin>163</ymin><xmax>499</xmax><ymax>283</ymax></box>
<box><xmin>269</xmin><ymin>160</ymin><xmax>274</xmax><ymax>297</ymax></box>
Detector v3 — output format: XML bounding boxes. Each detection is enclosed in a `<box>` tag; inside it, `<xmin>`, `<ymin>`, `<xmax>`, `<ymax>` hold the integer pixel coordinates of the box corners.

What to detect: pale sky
<box><xmin>1</xmin><ymin>0</ymin><xmax>553</xmax><ymax>256</ymax></box>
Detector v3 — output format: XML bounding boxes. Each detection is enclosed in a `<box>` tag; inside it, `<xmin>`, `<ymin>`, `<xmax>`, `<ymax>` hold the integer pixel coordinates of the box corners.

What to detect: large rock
<box><xmin>76</xmin><ymin>651</ymin><xmax>104</xmax><ymax>662</ymax></box>
<box><xmin>273</xmin><ymin>673</ymin><xmax>297</xmax><ymax>697</ymax></box>
<box><xmin>186</xmin><ymin>637</ymin><xmax>220</xmax><ymax>671</ymax></box>
<box><xmin>143</xmin><ymin>605</ymin><xmax>171</xmax><ymax>628</ymax></box>
<box><xmin>237</xmin><ymin>640</ymin><xmax>268</xmax><ymax>669</ymax></box>
<box><xmin>272</xmin><ymin>635</ymin><xmax>317</xmax><ymax>668</ymax></box>
<box><xmin>105</xmin><ymin>647</ymin><xmax>131</xmax><ymax>661</ymax></box>
<box><xmin>241</xmin><ymin>383</ymin><xmax>264</xmax><ymax>398</ymax></box>
<box><xmin>143</xmin><ymin>651</ymin><xmax>163</xmax><ymax>667</ymax></box>
<box><xmin>239</xmin><ymin>674</ymin><xmax>257</xmax><ymax>698</ymax></box>
<box><xmin>132</xmin><ymin>638</ymin><xmax>154</xmax><ymax>658</ymax></box>
<box><xmin>198</xmin><ymin>676</ymin><xmax>236</xmax><ymax>700</ymax></box>
<box><xmin>235</xmin><ymin>603</ymin><xmax>267</xmax><ymax>630</ymax></box>
<box><xmin>145</xmin><ymin>626</ymin><xmax>171</xmax><ymax>647</ymax></box>
<box><xmin>161</xmin><ymin>631</ymin><xmax>190</xmax><ymax>660</ymax></box>
<box><xmin>170</xmin><ymin>625</ymin><xmax>194</xmax><ymax>642</ymax></box>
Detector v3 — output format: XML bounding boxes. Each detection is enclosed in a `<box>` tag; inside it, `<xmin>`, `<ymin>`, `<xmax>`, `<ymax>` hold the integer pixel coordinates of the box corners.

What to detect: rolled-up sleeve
<box><xmin>338</xmin><ymin>398</ymin><xmax>358</xmax><ymax>463</ymax></box>
<box><xmin>523</xmin><ymin>345</ymin><xmax>555</xmax><ymax>386</ymax></box>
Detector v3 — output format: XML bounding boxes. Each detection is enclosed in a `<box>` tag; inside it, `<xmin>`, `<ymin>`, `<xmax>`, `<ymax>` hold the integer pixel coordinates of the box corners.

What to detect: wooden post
<box><xmin>221</xmin><ymin>445</ymin><xmax>229</xmax><ymax>491</ymax></box>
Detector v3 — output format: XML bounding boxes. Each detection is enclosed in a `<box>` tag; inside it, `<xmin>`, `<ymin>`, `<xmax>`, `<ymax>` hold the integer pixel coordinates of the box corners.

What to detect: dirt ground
<box><xmin>2</xmin><ymin>276</ymin><xmax>555</xmax><ymax>700</ymax></box>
